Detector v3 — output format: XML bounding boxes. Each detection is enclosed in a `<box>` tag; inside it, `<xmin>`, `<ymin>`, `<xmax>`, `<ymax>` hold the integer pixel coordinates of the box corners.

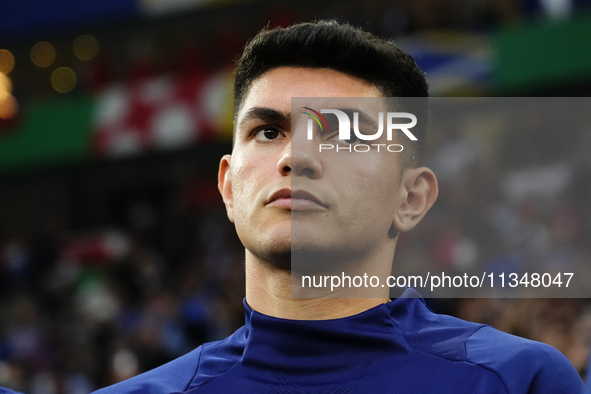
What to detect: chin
<box><xmin>290</xmin><ymin>247</ymin><xmax>351</xmax><ymax>276</ymax></box>
<box><xmin>245</xmin><ymin>232</ymin><xmax>292</xmax><ymax>269</ymax></box>
<box><xmin>255</xmin><ymin>247</ymin><xmax>291</xmax><ymax>270</ymax></box>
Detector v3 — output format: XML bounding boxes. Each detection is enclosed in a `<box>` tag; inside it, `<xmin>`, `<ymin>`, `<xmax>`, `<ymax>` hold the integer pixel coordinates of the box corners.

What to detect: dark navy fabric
<box><xmin>586</xmin><ymin>346</ymin><xmax>591</xmax><ymax>391</ymax></box>
<box><xmin>0</xmin><ymin>388</ymin><xmax>24</xmax><ymax>394</ymax></box>
<box><xmin>94</xmin><ymin>288</ymin><xmax>584</xmax><ymax>394</ymax></box>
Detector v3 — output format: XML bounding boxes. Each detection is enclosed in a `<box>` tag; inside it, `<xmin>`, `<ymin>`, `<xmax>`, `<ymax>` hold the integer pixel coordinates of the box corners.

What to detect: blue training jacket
<box><xmin>0</xmin><ymin>388</ymin><xmax>23</xmax><ymax>394</ymax></box>
<box><xmin>94</xmin><ymin>288</ymin><xmax>585</xmax><ymax>393</ymax></box>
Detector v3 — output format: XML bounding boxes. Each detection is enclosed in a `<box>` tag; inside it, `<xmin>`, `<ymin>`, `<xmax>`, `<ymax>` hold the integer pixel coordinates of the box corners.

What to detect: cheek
<box><xmin>230</xmin><ymin>153</ymin><xmax>268</xmax><ymax>212</ymax></box>
<box><xmin>339</xmin><ymin>156</ymin><xmax>400</xmax><ymax>210</ymax></box>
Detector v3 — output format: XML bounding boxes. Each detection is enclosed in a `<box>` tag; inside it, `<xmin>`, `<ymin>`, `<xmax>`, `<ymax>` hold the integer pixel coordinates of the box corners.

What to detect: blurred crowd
<box><xmin>0</xmin><ymin>148</ymin><xmax>246</xmax><ymax>392</ymax></box>
<box><xmin>2</xmin><ymin>0</ymin><xmax>591</xmax><ymax>393</ymax></box>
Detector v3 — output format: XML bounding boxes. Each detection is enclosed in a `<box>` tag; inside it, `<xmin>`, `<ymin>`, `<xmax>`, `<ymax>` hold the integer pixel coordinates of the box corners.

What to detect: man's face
<box><xmin>219</xmin><ymin>67</ymin><xmax>412</xmax><ymax>267</ymax></box>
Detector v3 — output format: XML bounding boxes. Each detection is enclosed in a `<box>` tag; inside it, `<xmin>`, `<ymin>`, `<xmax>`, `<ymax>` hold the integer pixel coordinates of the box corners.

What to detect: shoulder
<box><xmin>391</xmin><ymin>292</ymin><xmax>584</xmax><ymax>393</ymax></box>
<box><xmin>0</xmin><ymin>388</ymin><xmax>24</xmax><ymax>394</ymax></box>
<box><xmin>92</xmin><ymin>346</ymin><xmax>204</xmax><ymax>394</ymax></box>
<box><xmin>465</xmin><ymin>326</ymin><xmax>584</xmax><ymax>394</ymax></box>
<box><xmin>92</xmin><ymin>325</ymin><xmax>248</xmax><ymax>394</ymax></box>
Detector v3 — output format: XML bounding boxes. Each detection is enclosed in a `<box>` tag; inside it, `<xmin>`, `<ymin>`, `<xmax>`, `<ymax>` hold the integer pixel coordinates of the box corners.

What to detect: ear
<box><xmin>218</xmin><ymin>154</ymin><xmax>234</xmax><ymax>223</ymax></box>
<box><xmin>392</xmin><ymin>167</ymin><xmax>438</xmax><ymax>233</ymax></box>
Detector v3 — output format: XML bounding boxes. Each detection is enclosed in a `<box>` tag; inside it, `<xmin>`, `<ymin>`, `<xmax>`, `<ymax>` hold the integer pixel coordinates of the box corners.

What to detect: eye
<box><xmin>254</xmin><ymin>127</ymin><xmax>283</xmax><ymax>141</ymax></box>
<box><xmin>330</xmin><ymin>130</ymin><xmax>360</xmax><ymax>145</ymax></box>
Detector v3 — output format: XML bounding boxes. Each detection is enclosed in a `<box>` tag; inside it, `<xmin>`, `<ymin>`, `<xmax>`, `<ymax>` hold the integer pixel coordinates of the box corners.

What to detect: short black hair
<box><xmin>233</xmin><ymin>20</ymin><xmax>428</xmax><ymax>166</ymax></box>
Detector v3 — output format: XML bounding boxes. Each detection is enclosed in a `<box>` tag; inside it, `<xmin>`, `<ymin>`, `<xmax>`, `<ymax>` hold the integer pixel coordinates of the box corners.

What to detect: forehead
<box><xmin>236</xmin><ymin>67</ymin><xmax>382</xmax><ymax>123</ymax></box>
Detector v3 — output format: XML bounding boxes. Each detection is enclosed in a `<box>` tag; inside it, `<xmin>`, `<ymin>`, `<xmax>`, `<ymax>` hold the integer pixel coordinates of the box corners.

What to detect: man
<box><xmin>94</xmin><ymin>20</ymin><xmax>585</xmax><ymax>393</ymax></box>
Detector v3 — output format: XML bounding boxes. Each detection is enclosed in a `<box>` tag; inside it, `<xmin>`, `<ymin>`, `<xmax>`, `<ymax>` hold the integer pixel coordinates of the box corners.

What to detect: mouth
<box><xmin>266</xmin><ymin>189</ymin><xmax>327</xmax><ymax>211</ymax></box>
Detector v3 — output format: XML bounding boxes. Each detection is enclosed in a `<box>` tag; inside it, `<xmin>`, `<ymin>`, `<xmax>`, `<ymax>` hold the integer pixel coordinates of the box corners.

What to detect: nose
<box><xmin>276</xmin><ymin>143</ymin><xmax>322</xmax><ymax>179</ymax></box>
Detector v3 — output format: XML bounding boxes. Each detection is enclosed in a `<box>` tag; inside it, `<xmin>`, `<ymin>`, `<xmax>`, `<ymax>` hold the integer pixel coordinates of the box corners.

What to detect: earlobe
<box><xmin>218</xmin><ymin>154</ymin><xmax>235</xmax><ymax>223</ymax></box>
<box><xmin>392</xmin><ymin>167</ymin><xmax>438</xmax><ymax>233</ymax></box>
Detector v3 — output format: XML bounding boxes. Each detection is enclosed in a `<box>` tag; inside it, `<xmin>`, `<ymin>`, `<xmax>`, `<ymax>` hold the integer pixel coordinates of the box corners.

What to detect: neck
<box><xmin>245</xmin><ymin>251</ymin><xmax>391</xmax><ymax>320</ymax></box>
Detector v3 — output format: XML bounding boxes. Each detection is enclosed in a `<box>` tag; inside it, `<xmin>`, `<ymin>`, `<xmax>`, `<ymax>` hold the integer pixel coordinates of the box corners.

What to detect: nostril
<box><xmin>299</xmin><ymin>168</ymin><xmax>315</xmax><ymax>178</ymax></box>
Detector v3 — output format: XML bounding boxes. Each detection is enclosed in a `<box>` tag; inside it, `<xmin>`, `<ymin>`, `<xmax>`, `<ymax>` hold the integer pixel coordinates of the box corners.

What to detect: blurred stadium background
<box><xmin>1</xmin><ymin>0</ymin><xmax>591</xmax><ymax>392</ymax></box>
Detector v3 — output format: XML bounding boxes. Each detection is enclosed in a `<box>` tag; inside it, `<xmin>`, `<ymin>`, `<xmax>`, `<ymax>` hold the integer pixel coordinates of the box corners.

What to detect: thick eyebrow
<box><xmin>335</xmin><ymin>107</ymin><xmax>379</xmax><ymax>130</ymax></box>
<box><xmin>238</xmin><ymin>107</ymin><xmax>290</xmax><ymax>128</ymax></box>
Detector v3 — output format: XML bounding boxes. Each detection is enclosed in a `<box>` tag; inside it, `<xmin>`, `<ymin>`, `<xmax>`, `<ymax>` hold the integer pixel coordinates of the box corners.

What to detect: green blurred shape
<box><xmin>0</xmin><ymin>96</ymin><xmax>93</xmax><ymax>172</ymax></box>
<box><xmin>495</xmin><ymin>12</ymin><xmax>591</xmax><ymax>92</ymax></box>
